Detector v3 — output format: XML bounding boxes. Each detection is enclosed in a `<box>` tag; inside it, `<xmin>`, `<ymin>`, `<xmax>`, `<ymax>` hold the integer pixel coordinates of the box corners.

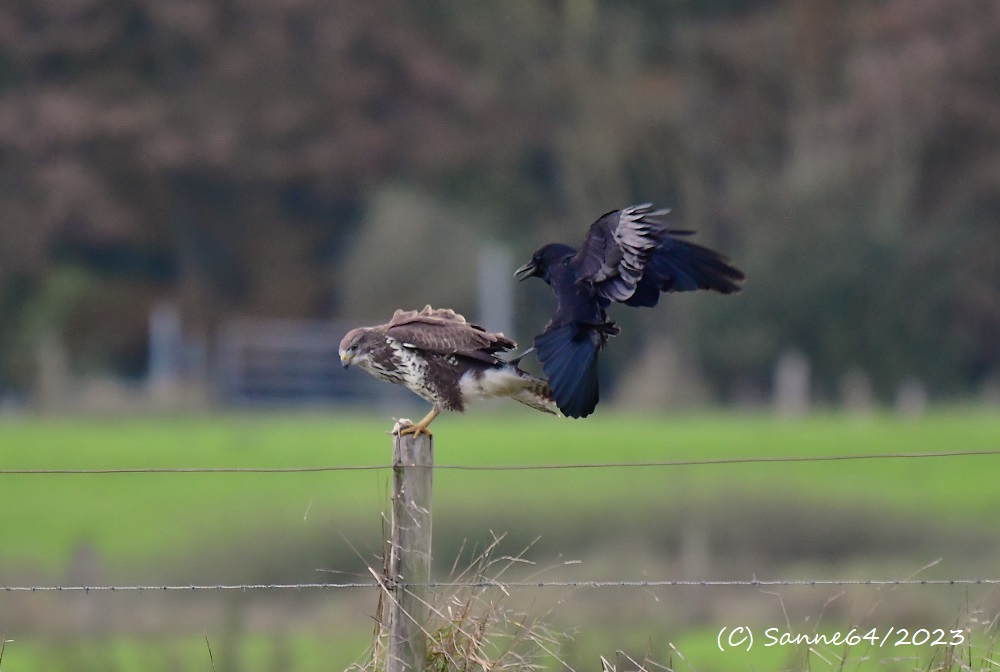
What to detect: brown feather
<box><xmin>383</xmin><ymin>304</ymin><xmax>516</xmax><ymax>363</ymax></box>
<box><xmin>339</xmin><ymin>306</ymin><xmax>557</xmax><ymax>420</ymax></box>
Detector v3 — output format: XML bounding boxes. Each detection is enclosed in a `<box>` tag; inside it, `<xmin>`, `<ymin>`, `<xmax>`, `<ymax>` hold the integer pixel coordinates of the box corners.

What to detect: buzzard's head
<box><xmin>339</xmin><ymin>327</ymin><xmax>373</xmax><ymax>369</ymax></box>
<box><xmin>515</xmin><ymin>243</ymin><xmax>576</xmax><ymax>284</ymax></box>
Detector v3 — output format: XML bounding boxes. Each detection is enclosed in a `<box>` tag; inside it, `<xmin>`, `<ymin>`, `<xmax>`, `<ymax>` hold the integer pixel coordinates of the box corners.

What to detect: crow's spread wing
<box><xmin>571</xmin><ymin>204</ymin><xmax>672</xmax><ymax>303</ymax></box>
<box><xmin>623</xmin><ymin>236</ymin><xmax>746</xmax><ymax>307</ymax></box>
<box><xmin>385</xmin><ymin>305</ymin><xmax>515</xmax><ymax>363</ymax></box>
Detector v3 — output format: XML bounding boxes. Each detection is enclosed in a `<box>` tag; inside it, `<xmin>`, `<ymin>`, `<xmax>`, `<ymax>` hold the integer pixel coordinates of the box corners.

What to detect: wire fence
<box><xmin>3</xmin><ymin>448</ymin><xmax>999</xmax><ymax>595</ymax></box>
<box><xmin>5</xmin><ymin>578</ymin><xmax>1000</xmax><ymax>593</ymax></box>
<box><xmin>1</xmin><ymin>447</ymin><xmax>998</xmax><ymax>474</ymax></box>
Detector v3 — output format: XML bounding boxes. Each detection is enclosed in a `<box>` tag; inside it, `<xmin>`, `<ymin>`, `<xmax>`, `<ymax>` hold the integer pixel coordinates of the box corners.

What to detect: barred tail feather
<box><xmin>511</xmin><ymin>386</ymin><xmax>559</xmax><ymax>415</ymax></box>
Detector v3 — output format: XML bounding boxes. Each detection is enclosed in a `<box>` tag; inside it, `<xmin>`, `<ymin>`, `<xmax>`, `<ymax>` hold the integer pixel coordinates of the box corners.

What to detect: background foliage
<box><xmin>1</xmin><ymin>0</ymin><xmax>998</xmax><ymax>400</ymax></box>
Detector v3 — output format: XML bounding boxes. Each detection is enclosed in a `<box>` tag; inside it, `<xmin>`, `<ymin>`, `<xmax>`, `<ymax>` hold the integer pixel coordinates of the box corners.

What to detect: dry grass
<box><xmin>348</xmin><ymin>534</ymin><xmax>569</xmax><ymax>672</ymax></box>
<box><xmin>925</xmin><ymin>606</ymin><xmax>999</xmax><ymax>672</ymax></box>
<box><xmin>719</xmin><ymin>574</ymin><xmax>1000</xmax><ymax>672</ymax></box>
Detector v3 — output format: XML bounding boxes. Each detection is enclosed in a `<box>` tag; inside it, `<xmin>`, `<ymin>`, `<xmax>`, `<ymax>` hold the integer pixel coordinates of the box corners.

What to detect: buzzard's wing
<box><xmin>385</xmin><ymin>305</ymin><xmax>515</xmax><ymax>363</ymax></box>
<box><xmin>571</xmin><ymin>203</ymin><xmax>672</xmax><ymax>303</ymax></box>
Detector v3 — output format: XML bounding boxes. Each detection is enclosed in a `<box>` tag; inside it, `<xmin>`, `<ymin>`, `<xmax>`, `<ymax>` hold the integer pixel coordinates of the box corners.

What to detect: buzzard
<box><xmin>339</xmin><ymin>306</ymin><xmax>555</xmax><ymax>436</ymax></box>
<box><xmin>515</xmin><ymin>203</ymin><xmax>745</xmax><ymax>418</ymax></box>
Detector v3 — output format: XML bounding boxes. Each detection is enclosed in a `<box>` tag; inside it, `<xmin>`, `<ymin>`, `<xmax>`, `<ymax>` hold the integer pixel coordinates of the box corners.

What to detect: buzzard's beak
<box><xmin>340</xmin><ymin>353</ymin><xmax>350</xmax><ymax>368</ymax></box>
<box><xmin>514</xmin><ymin>260</ymin><xmax>537</xmax><ymax>282</ymax></box>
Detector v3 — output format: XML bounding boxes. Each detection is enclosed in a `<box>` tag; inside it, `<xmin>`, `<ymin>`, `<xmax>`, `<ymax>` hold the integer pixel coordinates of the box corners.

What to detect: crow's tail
<box><xmin>534</xmin><ymin>324</ymin><xmax>603</xmax><ymax>418</ymax></box>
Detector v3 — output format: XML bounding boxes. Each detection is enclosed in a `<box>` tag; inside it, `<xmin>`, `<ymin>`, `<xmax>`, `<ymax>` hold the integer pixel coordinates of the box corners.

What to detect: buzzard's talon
<box><xmin>397</xmin><ymin>407</ymin><xmax>439</xmax><ymax>439</ymax></box>
<box><xmin>388</xmin><ymin>417</ymin><xmax>409</xmax><ymax>436</ymax></box>
<box><xmin>398</xmin><ymin>422</ymin><xmax>432</xmax><ymax>438</ymax></box>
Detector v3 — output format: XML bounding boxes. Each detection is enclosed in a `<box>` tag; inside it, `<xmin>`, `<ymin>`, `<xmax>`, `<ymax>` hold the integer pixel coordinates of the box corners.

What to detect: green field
<box><xmin>1</xmin><ymin>409</ymin><xmax>999</xmax><ymax>671</ymax></box>
<box><xmin>2</xmin><ymin>409</ymin><xmax>1000</xmax><ymax>568</ymax></box>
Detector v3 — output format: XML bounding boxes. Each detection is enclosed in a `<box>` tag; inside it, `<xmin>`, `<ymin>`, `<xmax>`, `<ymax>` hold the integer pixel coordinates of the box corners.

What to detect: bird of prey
<box><xmin>515</xmin><ymin>203</ymin><xmax>745</xmax><ymax>419</ymax></box>
<box><xmin>339</xmin><ymin>306</ymin><xmax>555</xmax><ymax>436</ymax></box>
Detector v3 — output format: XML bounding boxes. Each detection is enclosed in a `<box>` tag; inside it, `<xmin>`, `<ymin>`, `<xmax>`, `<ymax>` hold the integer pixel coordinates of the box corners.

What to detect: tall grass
<box><xmin>350</xmin><ymin>534</ymin><xmax>568</xmax><ymax>672</ymax></box>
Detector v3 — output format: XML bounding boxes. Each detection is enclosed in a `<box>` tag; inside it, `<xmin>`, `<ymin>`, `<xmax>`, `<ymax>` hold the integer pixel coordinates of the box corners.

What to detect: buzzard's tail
<box><xmin>624</xmin><ymin>237</ymin><xmax>745</xmax><ymax>307</ymax></box>
<box><xmin>510</xmin><ymin>384</ymin><xmax>558</xmax><ymax>415</ymax></box>
<box><xmin>534</xmin><ymin>324</ymin><xmax>603</xmax><ymax>419</ymax></box>
<box><xmin>504</xmin><ymin>348</ymin><xmax>557</xmax><ymax>415</ymax></box>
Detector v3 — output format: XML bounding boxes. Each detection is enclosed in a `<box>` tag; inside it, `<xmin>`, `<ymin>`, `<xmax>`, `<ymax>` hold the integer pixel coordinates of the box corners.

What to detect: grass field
<box><xmin>0</xmin><ymin>632</ymin><xmax>376</xmax><ymax>672</ymax></box>
<box><xmin>1</xmin><ymin>408</ymin><xmax>999</xmax><ymax>671</ymax></box>
<box><xmin>2</xmin><ymin>408</ymin><xmax>1000</xmax><ymax>569</ymax></box>
<box><xmin>2</xmin><ymin>615</ymin><xmax>996</xmax><ymax>672</ymax></box>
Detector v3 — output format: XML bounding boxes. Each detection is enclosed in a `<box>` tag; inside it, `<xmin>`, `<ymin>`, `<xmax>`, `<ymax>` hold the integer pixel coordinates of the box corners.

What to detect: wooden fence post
<box><xmin>388</xmin><ymin>420</ymin><xmax>434</xmax><ymax>672</ymax></box>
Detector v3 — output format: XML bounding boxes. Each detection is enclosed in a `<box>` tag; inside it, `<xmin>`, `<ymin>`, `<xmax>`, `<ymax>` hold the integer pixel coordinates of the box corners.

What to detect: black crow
<box><xmin>514</xmin><ymin>203</ymin><xmax>744</xmax><ymax>418</ymax></box>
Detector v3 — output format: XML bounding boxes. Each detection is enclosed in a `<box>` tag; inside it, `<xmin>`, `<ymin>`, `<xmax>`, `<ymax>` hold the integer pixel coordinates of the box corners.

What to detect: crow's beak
<box><xmin>514</xmin><ymin>260</ymin><xmax>537</xmax><ymax>282</ymax></box>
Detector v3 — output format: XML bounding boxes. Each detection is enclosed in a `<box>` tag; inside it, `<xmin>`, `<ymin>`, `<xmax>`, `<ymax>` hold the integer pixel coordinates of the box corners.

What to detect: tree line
<box><xmin>0</xmin><ymin>0</ymin><xmax>997</xmax><ymax>402</ymax></box>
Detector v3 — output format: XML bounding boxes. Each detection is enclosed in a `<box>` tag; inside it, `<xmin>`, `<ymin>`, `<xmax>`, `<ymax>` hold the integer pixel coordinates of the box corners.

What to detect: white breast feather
<box><xmin>459</xmin><ymin>365</ymin><xmax>527</xmax><ymax>401</ymax></box>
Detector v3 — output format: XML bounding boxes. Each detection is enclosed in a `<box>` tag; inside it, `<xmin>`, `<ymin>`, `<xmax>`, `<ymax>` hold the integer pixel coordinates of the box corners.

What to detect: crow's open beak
<box><xmin>514</xmin><ymin>260</ymin><xmax>537</xmax><ymax>282</ymax></box>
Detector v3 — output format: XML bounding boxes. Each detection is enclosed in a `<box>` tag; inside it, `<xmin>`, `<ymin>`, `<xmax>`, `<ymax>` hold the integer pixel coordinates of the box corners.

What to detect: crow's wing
<box><xmin>623</xmin><ymin>236</ymin><xmax>746</xmax><ymax>307</ymax></box>
<box><xmin>571</xmin><ymin>203</ymin><xmax>672</xmax><ymax>303</ymax></box>
<box><xmin>385</xmin><ymin>305</ymin><xmax>515</xmax><ymax>363</ymax></box>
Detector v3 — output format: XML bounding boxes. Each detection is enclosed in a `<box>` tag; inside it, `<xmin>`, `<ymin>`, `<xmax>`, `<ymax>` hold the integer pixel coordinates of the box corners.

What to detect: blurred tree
<box><xmin>0</xmin><ymin>0</ymin><xmax>996</xmax><ymax>402</ymax></box>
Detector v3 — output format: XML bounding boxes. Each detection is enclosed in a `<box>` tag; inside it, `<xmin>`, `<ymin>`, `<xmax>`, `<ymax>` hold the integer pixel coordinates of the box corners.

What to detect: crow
<box><xmin>514</xmin><ymin>203</ymin><xmax>745</xmax><ymax>418</ymax></box>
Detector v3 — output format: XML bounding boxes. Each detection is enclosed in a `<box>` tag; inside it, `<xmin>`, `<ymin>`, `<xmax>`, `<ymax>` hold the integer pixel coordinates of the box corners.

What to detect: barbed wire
<box><xmin>3</xmin><ymin>578</ymin><xmax>1000</xmax><ymax>593</ymax></box>
<box><xmin>0</xmin><ymin>448</ymin><xmax>998</xmax><ymax>475</ymax></box>
<box><xmin>3</xmin><ymin>452</ymin><xmax>998</xmax><ymax>596</ymax></box>
<box><xmin>0</xmin><ymin>465</ymin><xmax>382</xmax><ymax>475</ymax></box>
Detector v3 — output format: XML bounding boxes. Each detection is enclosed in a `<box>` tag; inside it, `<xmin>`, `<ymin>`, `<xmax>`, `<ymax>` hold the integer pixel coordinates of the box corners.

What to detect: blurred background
<box><xmin>1</xmin><ymin>1</ymin><xmax>1000</xmax><ymax>670</ymax></box>
<box><xmin>1</xmin><ymin>0</ymin><xmax>998</xmax><ymax>413</ymax></box>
